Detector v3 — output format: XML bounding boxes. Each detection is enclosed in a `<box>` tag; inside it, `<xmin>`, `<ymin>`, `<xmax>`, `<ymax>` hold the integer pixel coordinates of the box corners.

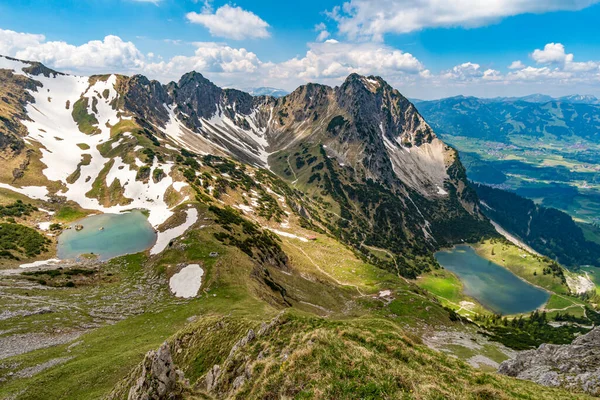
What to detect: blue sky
<box><xmin>1</xmin><ymin>0</ymin><xmax>600</xmax><ymax>99</ymax></box>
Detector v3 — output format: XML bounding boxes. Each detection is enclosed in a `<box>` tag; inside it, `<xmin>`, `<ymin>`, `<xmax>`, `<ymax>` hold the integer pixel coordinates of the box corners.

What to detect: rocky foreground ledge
<box><xmin>499</xmin><ymin>327</ymin><xmax>600</xmax><ymax>395</ymax></box>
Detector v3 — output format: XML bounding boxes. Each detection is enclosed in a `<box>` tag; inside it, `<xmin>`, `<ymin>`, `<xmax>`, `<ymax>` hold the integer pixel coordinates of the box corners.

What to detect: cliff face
<box><xmin>499</xmin><ymin>327</ymin><xmax>600</xmax><ymax>395</ymax></box>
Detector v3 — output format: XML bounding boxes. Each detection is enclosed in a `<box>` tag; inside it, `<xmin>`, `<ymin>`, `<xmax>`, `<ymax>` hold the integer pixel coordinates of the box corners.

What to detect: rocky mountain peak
<box><xmin>118</xmin><ymin>74</ymin><xmax>170</xmax><ymax>127</ymax></box>
<box><xmin>177</xmin><ymin>70</ymin><xmax>215</xmax><ymax>89</ymax></box>
<box><xmin>335</xmin><ymin>73</ymin><xmax>434</xmax><ymax>148</ymax></box>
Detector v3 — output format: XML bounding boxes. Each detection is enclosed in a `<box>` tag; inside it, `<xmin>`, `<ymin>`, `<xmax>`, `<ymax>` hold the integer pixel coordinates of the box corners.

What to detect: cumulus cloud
<box><xmin>186</xmin><ymin>5</ymin><xmax>270</xmax><ymax>40</ymax></box>
<box><xmin>144</xmin><ymin>42</ymin><xmax>262</xmax><ymax>81</ymax></box>
<box><xmin>328</xmin><ymin>0</ymin><xmax>600</xmax><ymax>40</ymax></box>
<box><xmin>2</xmin><ymin>28</ymin><xmax>599</xmax><ymax>97</ymax></box>
<box><xmin>531</xmin><ymin>43</ymin><xmax>573</xmax><ymax>64</ymax></box>
<box><xmin>483</xmin><ymin>69</ymin><xmax>502</xmax><ymax>81</ymax></box>
<box><xmin>437</xmin><ymin>43</ymin><xmax>600</xmax><ymax>92</ymax></box>
<box><xmin>14</xmin><ymin>35</ymin><xmax>145</xmax><ymax>71</ymax></box>
<box><xmin>507</xmin><ymin>66</ymin><xmax>572</xmax><ymax>81</ymax></box>
<box><xmin>527</xmin><ymin>42</ymin><xmax>600</xmax><ymax>75</ymax></box>
<box><xmin>0</xmin><ymin>29</ymin><xmax>45</xmax><ymax>57</ymax></box>
<box><xmin>442</xmin><ymin>62</ymin><xmax>484</xmax><ymax>81</ymax></box>
<box><xmin>267</xmin><ymin>41</ymin><xmax>425</xmax><ymax>89</ymax></box>
<box><xmin>311</xmin><ymin>41</ymin><xmax>420</xmax><ymax>76</ymax></box>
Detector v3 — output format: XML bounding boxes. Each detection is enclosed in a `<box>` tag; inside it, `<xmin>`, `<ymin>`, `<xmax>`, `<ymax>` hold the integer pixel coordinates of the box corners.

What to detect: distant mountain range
<box><xmin>412</xmin><ymin>94</ymin><xmax>599</xmax><ymax>105</ymax></box>
<box><xmin>414</xmin><ymin>95</ymin><xmax>600</xmax><ymax>142</ymax></box>
<box><xmin>495</xmin><ymin>94</ymin><xmax>600</xmax><ymax>105</ymax></box>
<box><xmin>243</xmin><ymin>86</ymin><xmax>289</xmax><ymax>97</ymax></box>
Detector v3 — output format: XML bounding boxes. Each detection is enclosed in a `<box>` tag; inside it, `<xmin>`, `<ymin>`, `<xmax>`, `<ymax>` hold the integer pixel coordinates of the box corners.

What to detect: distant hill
<box><xmin>415</xmin><ymin>95</ymin><xmax>600</xmax><ymax>142</ymax></box>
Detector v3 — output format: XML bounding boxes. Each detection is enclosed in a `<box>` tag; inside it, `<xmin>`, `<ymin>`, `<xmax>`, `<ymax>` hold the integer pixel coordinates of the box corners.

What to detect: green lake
<box><xmin>58</xmin><ymin>211</ymin><xmax>156</xmax><ymax>261</ymax></box>
<box><xmin>434</xmin><ymin>245</ymin><xmax>550</xmax><ymax>315</ymax></box>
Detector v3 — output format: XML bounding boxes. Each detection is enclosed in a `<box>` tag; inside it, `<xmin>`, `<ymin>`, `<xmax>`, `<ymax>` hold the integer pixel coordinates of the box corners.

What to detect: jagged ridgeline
<box><xmin>0</xmin><ymin>55</ymin><xmax>494</xmax><ymax>277</ymax></box>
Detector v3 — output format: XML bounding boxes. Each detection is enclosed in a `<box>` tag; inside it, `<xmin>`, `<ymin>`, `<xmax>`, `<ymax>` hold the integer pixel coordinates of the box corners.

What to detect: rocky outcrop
<box><xmin>498</xmin><ymin>327</ymin><xmax>600</xmax><ymax>395</ymax></box>
<box><xmin>108</xmin><ymin>342</ymin><xmax>187</xmax><ymax>400</ymax></box>
<box><xmin>203</xmin><ymin>312</ymin><xmax>284</xmax><ymax>397</ymax></box>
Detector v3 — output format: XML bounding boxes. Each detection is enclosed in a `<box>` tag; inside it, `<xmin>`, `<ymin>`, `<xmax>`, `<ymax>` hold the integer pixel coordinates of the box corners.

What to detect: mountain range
<box><xmin>243</xmin><ymin>87</ymin><xmax>289</xmax><ymax>97</ymax></box>
<box><xmin>0</xmin><ymin>55</ymin><xmax>595</xmax><ymax>399</ymax></box>
<box><xmin>414</xmin><ymin>95</ymin><xmax>600</xmax><ymax>142</ymax></box>
<box><xmin>0</xmin><ymin>54</ymin><xmax>493</xmax><ymax>276</ymax></box>
<box><xmin>412</xmin><ymin>93</ymin><xmax>600</xmax><ymax>106</ymax></box>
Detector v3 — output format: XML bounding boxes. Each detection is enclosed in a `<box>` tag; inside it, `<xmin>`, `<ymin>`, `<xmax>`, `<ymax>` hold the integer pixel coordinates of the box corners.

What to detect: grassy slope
<box><xmin>162</xmin><ymin>312</ymin><xmax>588</xmax><ymax>400</ymax></box>
<box><xmin>473</xmin><ymin>239</ymin><xmax>568</xmax><ymax>295</ymax></box>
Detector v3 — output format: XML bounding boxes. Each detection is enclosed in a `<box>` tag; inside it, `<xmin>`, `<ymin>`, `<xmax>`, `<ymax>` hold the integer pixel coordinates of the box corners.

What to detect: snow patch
<box><xmin>14</xmin><ymin>72</ymin><xmax>181</xmax><ymax>228</ymax></box>
<box><xmin>172</xmin><ymin>181</ymin><xmax>188</xmax><ymax>192</ymax></box>
<box><xmin>37</xmin><ymin>221</ymin><xmax>52</xmax><ymax>231</ymax></box>
<box><xmin>266</xmin><ymin>228</ymin><xmax>308</xmax><ymax>242</ymax></box>
<box><xmin>20</xmin><ymin>258</ymin><xmax>61</xmax><ymax>269</ymax></box>
<box><xmin>169</xmin><ymin>264</ymin><xmax>204</xmax><ymax>298</ymax></box>
<box><xmin>0</xmin><ymin>56</ymin><xmax>28</xmax><ymax>74</ymax></box>
<box><xmin>0</xmin><ymin>183</ymin><xmax>49</xmax><ymax>200</ymax></box>
<box><xmin>150</xmin><ymin>207</ymin><xmax>198</xmax><ymax>255</ymax></box>
<box><xmin>235</xmin><ymin>204</ymin><xmax>254</xmax><ymax>213</ymax></box>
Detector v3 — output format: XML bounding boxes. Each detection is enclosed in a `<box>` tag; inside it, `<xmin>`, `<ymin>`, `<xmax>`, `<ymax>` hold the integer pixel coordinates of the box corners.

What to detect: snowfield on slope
<box><xmin>2</xmin><ymin>58</ymin><xmax>187</xmax><ymax>230</ymax></box>
<box><xmin>169</xmin><ymin>264</ymin><xmax>204</xmax><ymax>298</ymax></box>
<box><xmin>150</xmin><ymin>207</ymin><xmax>199</xmax><ymax>255</ymax></box>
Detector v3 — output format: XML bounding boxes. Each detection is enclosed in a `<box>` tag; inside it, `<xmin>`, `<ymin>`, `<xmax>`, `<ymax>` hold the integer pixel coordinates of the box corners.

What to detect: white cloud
<box><xmin>531</xmin><ymin>42</ymin><xmax>573</xmax><ymax>64</ymax></box>
<box><xmin>316</xmin><ymin>30</ymin><xmax>331</xmax><ymax>41</ymax></box>
<box><xmin>270</xmin><ymin>41</ymin><xmax>424</xmax><ymax>84</ymax></box>
<box><xmin>507</xmin><ymin>66</ymin><xmax>572</xmax><ymax>81</ymax></box>
<box><xmin>186</xmin><ymin>5</ymin><xmax>270</xmax><ymax>40</ymax></box>
<box><xmin>314</xmin><ymin>23</ymin><xmax>327</xmax><ymax>31</ymax></box>
<box><xmin>14</xmin><ymin>35</ymin><xmax>145</xmax><ymax>72</ymax></box>
<box><xmin>527</xmin><ymin>42</ymin><xmax>600</xmax><ymax>74</ymax></box>
<box><xmin>483</xmin><ymin>69</ymin><xmax>502</xmax><ymax>81</ymax></box>
<box><xmin>0</xmin><ymin>29</ymin><xmax>45</xmax><ymax>57</ymax></box>
<box><xmin>144</xmin><ymin>42</ymin><xmax>262</xmax><ymax>80</ymax></box>
<box><xmin>1</xmin><ymin>28</ymin><xmax>599</xmax><ymax>98</ymax></box>
<box><xmin>328</xmin><ymin>0</ymin><xmax>600</xmax><ymax>41</ymax></box>
<box><xmin>442</xmin><ymin>62</ymin><xmax>483</xmax><ymax>81</ymax></box>
<box><xmin>508</xmin><ymin>60</ymin><xmax>526</xmax><ymax>69</ymax></box>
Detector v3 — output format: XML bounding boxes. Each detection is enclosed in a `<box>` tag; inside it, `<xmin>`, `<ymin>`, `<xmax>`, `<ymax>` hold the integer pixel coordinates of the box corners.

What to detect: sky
<box><xmin>1</xmin><ymin>0</ymin><xmax>600</xmax><ymax>99</ymax></box>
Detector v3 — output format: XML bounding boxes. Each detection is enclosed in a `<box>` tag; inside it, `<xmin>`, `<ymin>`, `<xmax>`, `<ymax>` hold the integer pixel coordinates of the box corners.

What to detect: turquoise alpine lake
<box><xmin>57</xmin><ymin>211</ymin><xmax>156</xmax><ymax>261</ymax></box>
<box><xmin>434</xmin><ymin>245</ymin><xmax>550</xmax><ymax>315</ymax></box>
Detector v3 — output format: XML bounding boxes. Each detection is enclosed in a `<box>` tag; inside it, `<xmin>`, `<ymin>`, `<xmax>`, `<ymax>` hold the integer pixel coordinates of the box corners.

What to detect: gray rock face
<box><xmin>127</xmin><ymin>342</ymin><xmax>185</xmax><ymax>400</ymax></box>
<box><xmin>120</xmin><ymin>75</ymin><xmax>171</xmax><ymax>129</ymax></box>
<box><xmin>498</xmin><ymin>327</ymin><xmax>600</xmax><ymax>395</ymax></box>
